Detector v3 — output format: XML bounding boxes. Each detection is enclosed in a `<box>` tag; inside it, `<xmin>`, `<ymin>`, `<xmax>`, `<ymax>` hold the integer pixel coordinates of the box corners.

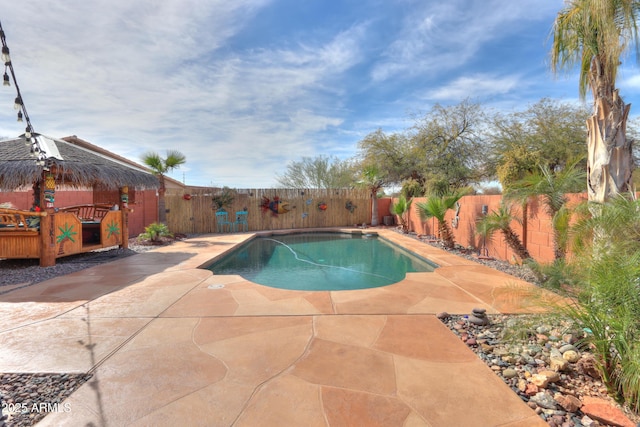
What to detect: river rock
<box><xmin>468</xmin><ymin>308</ymin><xmax>490</xmax><ymax>326</ymax></box>
<box><xmin>558</xmin><ymin>344</ymin><xmax>578</xmax><ymax>354</ymax></box>
<box><xmin>530</xmin><ymin>391</ymin><xmax>558</xmax><ymax>410</ymax></box>
<box><xmin>503</xmin><ymin>368</ymin><xmax>518</xmax><ymax>379</ymax></box>
<box><xmin>436</xmin><ymin>312</ymin><xmax>450</xmax><ymax>320</ymax></box>
<box><xmin>581</xmin><ymin>397</ymin><xmax>636</xmax><ymax>427</ymax></box>
<box><xmin>550</xmin><ymin>356</ymin><xmax>569</xmax><ymax>372</ymax></box>
<box><xmin>562</xmin><ymin>350</ymin><xmax>580</xmax><ymax>363</ymax></box>
<box><xmin>554</xmin><ymin>393</ymin><xmax>582</xmax><ymax>413</ymax></box>
<box><xmin>575</xmin><ymin>354</ymin><xmax>601</xmax><ymax>379</ymax></box>
<box><xmin>531</xmin><ymin>370</ymin><xmax>560</xmax><ymax>388</ymax></box>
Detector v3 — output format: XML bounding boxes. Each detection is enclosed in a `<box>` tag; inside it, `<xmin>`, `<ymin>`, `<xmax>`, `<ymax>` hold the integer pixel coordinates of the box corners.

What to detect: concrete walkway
<box><xmin>0</xmin><ymin>230</ymin><xmax>556</xmax><ymax>426</ymax></box>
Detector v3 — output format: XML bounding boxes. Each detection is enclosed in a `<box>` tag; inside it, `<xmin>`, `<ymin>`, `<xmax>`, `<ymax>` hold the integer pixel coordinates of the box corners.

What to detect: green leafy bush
<box><xmin>139</xmin><ymin>222</ymin><xmax>173</xmax><ymax>242</ymax></box>
<box><xmin>545</xmin><ymin>196</ymin><xmax>640</xmax><ymax>411</ymax></box>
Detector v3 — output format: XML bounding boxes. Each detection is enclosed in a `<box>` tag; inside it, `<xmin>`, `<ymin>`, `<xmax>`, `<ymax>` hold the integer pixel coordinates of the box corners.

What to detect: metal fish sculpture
<box><xmin>260</xmin><ymin>196</ymin><xmax>291</xmax><ymax>215</ymax></box>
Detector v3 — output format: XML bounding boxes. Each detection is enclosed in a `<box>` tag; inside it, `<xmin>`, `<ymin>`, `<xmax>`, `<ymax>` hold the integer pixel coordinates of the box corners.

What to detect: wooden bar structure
<box><xmin>0</xmin><ymin>208</ymin><xmax>47</xmax><ymax>259</ymax></box>
<box><xmin>0</xmin><ymin>205</ymin><xmax>129</xmax><ymax>264</ymax></box>
<box><xmin>0</xmin><ymin>134</ymin><xmax>158</xmax><ymax>266</ymax></box>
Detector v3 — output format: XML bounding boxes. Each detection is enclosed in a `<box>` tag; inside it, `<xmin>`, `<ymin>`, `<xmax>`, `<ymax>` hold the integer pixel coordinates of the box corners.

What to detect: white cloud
<box><xmin>425</xmin><ymin>74</ymin><xmax>522</xmax><ymax>102</ymax></box>
<box><xmin>370</xmin><ymin>0</ymin><xmax>560</xmax><ymax>83</ymax></box>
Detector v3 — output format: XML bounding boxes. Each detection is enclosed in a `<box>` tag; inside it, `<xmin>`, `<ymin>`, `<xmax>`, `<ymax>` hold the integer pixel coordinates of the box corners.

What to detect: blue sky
<box><xmin>2</xmin><ymin>0</ymin><xmax>640</xmax><ymax>188</ymax></box>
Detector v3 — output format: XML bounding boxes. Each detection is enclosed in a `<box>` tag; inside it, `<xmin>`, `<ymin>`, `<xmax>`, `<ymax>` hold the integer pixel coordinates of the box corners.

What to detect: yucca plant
<box><xmin>390</xmin><ymin>194</ymin><xmax>413</xmax><ymax>233</ymax></box>
<box><xmin>416</xmin><ymin>190</ymin><xmax>466</xmax><ymax>249</ymax></box>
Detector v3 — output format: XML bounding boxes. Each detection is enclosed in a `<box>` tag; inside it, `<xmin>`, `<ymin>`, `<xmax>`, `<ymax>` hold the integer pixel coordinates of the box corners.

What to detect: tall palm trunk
<box><xmin>158</xmin><ymin>186</ymin><xmax>167</xmax><ymax>224</ymax></box>
<box><xmin>502</xmin><ymin>227</ymin><xmax>532</xmax><ymax>260</ymax></box>
<box><xmin>587</xmin><ymin>63</ymin><xmax>634</xmax><ymax>203</ymax></box>
<box><xmin>437</xmin><ymin>219</ymin><xmax>455</xmax><ymax>249</ymax></box>
<box><xmin>370</xmin><ymin>190</ymin><xmax>379</xmax><ymax>226</ymax></box>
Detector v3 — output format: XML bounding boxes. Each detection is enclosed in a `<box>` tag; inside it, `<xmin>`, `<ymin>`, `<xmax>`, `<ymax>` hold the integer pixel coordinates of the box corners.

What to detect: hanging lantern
<box><xmin>44</xmin><ymin>173</ymin><xmax>55</xmax><ymax>208</ymax></box>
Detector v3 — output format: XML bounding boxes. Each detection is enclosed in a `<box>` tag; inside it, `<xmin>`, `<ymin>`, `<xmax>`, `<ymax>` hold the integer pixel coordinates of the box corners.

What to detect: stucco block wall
<box><xmin>380</xmin><ymin>193</ymin><xmax>588</xmax><ymax>264</ymax></box>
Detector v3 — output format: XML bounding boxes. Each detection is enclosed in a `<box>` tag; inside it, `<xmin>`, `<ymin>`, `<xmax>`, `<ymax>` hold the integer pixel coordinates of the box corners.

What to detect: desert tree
<box><xmin>275</xmin><ymin>155</ymin><xmax>356</xmax><ymax>189</ymax></box>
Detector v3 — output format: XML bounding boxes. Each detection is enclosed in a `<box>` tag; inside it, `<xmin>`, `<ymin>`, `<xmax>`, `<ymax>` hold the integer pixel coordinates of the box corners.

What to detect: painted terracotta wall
<box><xmin>0</xmin><ymin>188</ymin><xmax>158</xmax><ymax>237</ymax></box>
<box><xmin>379</xmin><ymin>193</ymin><xmax>588</xmax><ymax>264</ymax></box>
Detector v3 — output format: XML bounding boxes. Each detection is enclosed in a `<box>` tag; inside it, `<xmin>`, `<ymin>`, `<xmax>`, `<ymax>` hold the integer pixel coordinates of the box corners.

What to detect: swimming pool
<box><xmin>205</xmin><ymin>232</ymin><xmax>437</xmax><ymax>291</ymax></box>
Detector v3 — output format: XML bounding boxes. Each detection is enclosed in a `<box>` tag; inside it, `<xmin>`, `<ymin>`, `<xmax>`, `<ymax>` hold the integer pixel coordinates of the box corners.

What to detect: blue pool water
<box><xmin>206</xmin><ymin>232</ymin><xmax>437</xmax><ymax>291</ymax></box>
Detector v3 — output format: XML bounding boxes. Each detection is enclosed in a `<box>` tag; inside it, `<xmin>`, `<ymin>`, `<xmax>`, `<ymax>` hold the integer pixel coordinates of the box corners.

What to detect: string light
<box><xmin>1</xmin><ymin>20</ymin><xmax>44</xmax><ymax>167</ymax></box>
<box><xmin>1</xmin><ymin>46</ymin><xmax>9</xmax><ymax>63</ymax></box>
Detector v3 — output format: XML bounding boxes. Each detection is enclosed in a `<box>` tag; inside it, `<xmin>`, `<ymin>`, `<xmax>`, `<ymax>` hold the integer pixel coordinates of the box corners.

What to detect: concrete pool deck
<box><xmin>0</xmin><ymin>229</ymin><xmax>557</xmax><ymax>426</ymax></box>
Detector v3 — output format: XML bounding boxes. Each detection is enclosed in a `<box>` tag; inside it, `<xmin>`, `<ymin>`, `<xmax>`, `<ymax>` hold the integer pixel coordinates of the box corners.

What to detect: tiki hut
<box><xmin>0</xmin><ymin>134</ymin><xmax>159</xmax><ymax>266</ymax></box>
<box><xmin>0</xmin><ymin>134</ymin><xmax>158</xmax><ymax>191</ymax></box>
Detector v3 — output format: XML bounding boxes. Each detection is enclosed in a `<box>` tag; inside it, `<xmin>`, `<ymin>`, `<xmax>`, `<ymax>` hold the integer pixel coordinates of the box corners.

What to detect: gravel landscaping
<box><xmin>410</xmin><ymin>231</ymin><xmax>639</xmax><ymax>426</ymax></box>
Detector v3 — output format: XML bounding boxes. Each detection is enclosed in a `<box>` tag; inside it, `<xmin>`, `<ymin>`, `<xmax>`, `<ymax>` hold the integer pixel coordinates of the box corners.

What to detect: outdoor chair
<box><xmin>233</xmin><ymin>210</ymin><xmax>248</xmax><ymax>232</ymax></box>
<box><xmin>215</xmin><ymin>210</ymin><xmax>232</xmax><ymax>233</ymax></box>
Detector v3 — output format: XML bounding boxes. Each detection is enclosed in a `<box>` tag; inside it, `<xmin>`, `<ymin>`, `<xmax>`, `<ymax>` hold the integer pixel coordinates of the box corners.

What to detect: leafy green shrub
<box><xmin>529</xmin><ymin>259</ymin><xmax>579</xmax><ymax>293</ymax></box>
<box><xmin>416</xmin><ymin>190</ymin><xmax>466</xmax><ymax>249</ymax></box>
<box><xmin>212</xmin><ymin>187</ymin><xmax>236</xmax><ymax>211</ymax></box>
<box><xmin>549</xmin><ymin>196</ymin><xmax>640</xmax><ymax>411</ymax></box>
<box><xmin>389</xmin><ymin>194</ymin><xmax>413</xmax><ymax>233</ymax></box>
<box><xmin>139</xmin><ymin>222</ymin><xmax>173</xmax><ymax>242</ymax></box>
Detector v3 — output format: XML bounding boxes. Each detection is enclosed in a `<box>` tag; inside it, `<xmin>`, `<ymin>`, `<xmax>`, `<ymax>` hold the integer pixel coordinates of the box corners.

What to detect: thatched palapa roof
<box><xmin>0</xmin><ymin>134</ymin><xmax>159</xmax><ymax>191</ymax></box>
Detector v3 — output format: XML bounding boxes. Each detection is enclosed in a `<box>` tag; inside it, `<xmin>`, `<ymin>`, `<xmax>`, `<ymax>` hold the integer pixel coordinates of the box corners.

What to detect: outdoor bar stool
<box><xmin>215</xmin><ymin>210</ymin><xmax>232</xmax><ymax>233</ymax></box>
<box><xmin>233</xmin><ymin>210</ymin><xmax>248</xmax><ymax>232</ymax></box>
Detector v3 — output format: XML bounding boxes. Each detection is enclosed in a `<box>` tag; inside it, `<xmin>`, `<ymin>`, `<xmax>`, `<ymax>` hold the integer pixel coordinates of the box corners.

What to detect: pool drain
<box><xmin>207</xmin><ymin>284</ymin><xmax>225</xmax><ymax>289</ymax></box>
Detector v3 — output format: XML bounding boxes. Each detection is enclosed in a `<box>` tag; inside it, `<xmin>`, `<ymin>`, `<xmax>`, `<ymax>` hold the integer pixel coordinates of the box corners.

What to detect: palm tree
<box><xmin>551</xmin><ymin>0</ymin><xmax>640</xmax><ymax>203</ymax></box>
<box><xmin>505</xmin><ymin>161</ymin><xmax>585</xmax><ymax>260</ymax></box>
<box><xmin>141</xmin><ymin>150</ymin><xmax>186</xmax><ymax>224</ymax></box>
<box><xmin>358</xmin><ymin>165</ymin><xmax>386</xmax><ymax>226</ymax></box>
<box><xmin>477</xmin><ymin>203</ymin><xmax>532</xmax><ymax>261</ymax></box>
<box><xmin>389</xmin><ymin>194</ymin><xmax>413</xmax><ymax>233</ymax></box>
<box><xmin>416</xmin><ymin>190</ymin><xmax>466</xmax><ymax>249</ymax></box>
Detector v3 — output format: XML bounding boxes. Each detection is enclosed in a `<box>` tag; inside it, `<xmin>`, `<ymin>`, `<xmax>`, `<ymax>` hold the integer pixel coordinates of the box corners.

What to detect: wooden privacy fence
<box><xmin>165</xmin><ymin>188</ymin><xmax>371</xmax><ymax>234</ymax></box>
